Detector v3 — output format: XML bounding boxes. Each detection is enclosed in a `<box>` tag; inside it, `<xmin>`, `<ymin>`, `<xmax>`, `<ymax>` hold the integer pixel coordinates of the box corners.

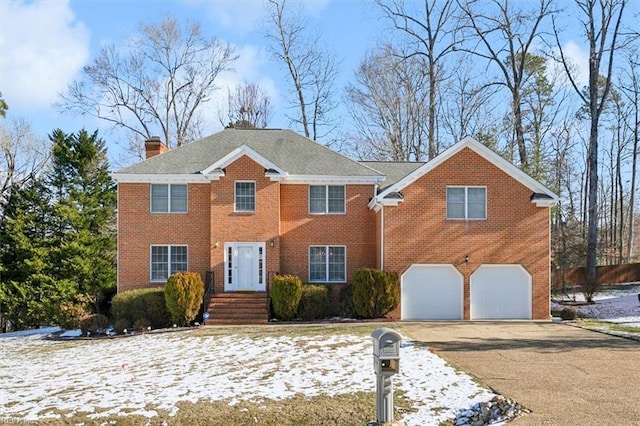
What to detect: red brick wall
<box><xmin>117</xmin><ymin>183</ymin><xmax>211</xmax><ymax>292</ymax></box>
<box><xmin>383</xmin><ymin>147</ymin><xmax>551</xmax><ymax>320</ymax></box>
<box><xmin>209</xmin><ymin>155</ymin><xmax>281</xmax><ymax>293</ymax></box>
<box><xmin>280</xmin><ymin>184</ymin><xmax>377</xmax><ymax>282</ymax></box>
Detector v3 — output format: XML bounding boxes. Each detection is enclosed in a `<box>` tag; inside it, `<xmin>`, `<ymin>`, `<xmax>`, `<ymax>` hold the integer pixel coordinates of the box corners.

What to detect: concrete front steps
<box><xmin>204</xmin><ymin>292</ymin><xmax>269</xmax><ymax>325</ymax></box>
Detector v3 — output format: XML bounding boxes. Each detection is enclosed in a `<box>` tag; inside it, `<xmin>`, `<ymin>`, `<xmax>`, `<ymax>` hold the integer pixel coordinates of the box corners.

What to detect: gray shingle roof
<box><xmin>116</xmin><ymin>128</ymin><xmax>382</xmax><ymax>178</ymax></box>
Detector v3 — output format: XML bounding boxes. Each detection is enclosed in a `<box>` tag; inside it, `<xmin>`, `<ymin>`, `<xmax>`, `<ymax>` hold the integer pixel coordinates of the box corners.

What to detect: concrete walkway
<box><xmin>397</xmin><ymin>321</ymin><xmax>640</xmax><ymax>426</ymax></box>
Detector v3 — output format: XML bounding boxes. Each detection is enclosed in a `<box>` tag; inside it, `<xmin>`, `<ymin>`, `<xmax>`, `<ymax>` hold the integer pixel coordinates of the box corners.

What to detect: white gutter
<box><xmin>380</xmin><ymin>206</ymin><xmax>385</xmax><ymax>270</ymax></box>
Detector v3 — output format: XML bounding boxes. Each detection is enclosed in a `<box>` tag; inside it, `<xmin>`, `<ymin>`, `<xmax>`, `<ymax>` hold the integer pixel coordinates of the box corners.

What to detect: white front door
<box><xmin>224</xmin><ymin>242</ymin><xmax>266</xmax><ymax>292</ymax></box>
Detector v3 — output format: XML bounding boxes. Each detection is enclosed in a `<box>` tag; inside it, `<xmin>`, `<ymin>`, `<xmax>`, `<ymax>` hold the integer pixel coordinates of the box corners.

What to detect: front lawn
<box><xmin>1</xmin><ymin>324</ymin><xmax>496</xmax><ymax>425</ymax></box>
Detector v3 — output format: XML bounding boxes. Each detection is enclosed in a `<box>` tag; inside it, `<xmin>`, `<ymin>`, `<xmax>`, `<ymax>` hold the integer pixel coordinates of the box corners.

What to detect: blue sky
<box><xmin>2</xmin><ymin>0</ymin><xmax>626</xmax><ymax>165</ymax></box>
<box><xmin>1</xmin><ymin>0</ymin><xmax>383</xmax><ymax>152</ymax></box>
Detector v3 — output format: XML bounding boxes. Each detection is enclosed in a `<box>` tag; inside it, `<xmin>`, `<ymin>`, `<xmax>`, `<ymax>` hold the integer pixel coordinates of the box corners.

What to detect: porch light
<box><xmin>270</xmin><ymin>240</ymin><xmax>275</xmax><ymax>248</ymax></box>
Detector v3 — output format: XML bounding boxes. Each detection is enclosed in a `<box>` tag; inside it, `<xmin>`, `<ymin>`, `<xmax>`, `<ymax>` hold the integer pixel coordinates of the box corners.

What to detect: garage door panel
<box><xmin>471</xmin><ymin>265</ymin><xmax>531</xmax><ymax>320</ymax></box>
<box><xmin>401</xmin><ymin>265</ymin><xmax>463</xmax><ymax>320</ymax></box>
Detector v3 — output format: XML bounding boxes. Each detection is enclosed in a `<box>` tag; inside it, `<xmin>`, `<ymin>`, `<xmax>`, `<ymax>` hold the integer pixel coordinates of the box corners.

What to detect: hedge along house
<box><xmin>112</xmin><ymin>129</ymin><xmax>557</xmax><ymax>324</ymax></box>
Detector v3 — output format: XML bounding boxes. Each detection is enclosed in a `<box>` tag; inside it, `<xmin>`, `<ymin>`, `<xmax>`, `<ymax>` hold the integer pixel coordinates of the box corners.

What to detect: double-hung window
<box><xmin>150</xmin><ymin>245</ymin><xmax>188</xmax><ymax>282</ymax></box>
<box><xmin>309</xmin><ymin>185</ymin><xmax>345</xmax><ymax>214</ymax></box>
<box><xmin>151</xmin><ymin>184</ymin><xmax>187</xmax><ymax>213</ymax></box>
<box><xmin>446</xmin><ymin>186</ymin><xmax>486</xmax><ymax>219</ymax></box>
<box><xmin>235</xmin><ymin>181</ymin><xmax>256</xmax><ymax>212</ymax></box>
<box><xmin>309</xmin><ymin>245</ymin><xmax>346</xmax><ymax>282</ymax></box>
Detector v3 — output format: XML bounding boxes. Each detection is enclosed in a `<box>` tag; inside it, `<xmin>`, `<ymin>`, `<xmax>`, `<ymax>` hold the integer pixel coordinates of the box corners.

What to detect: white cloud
<box><xmin>200</xmin><ymin>43</ymin><xmax>282</xmax><ymax>132</ymax></box>
<box><xmin>200</xmin><ymin>0</ymin><xmax>269</xmax><ymax>34</ymax></box>
<box><xmin>0</xmin><ymin>0</ymin><xmax>90</xmax><ymax>109</ymax></box>
<box><xmin>560</xmin><ymin>40</ymin><xmax>589</xmax><ymax>88</ymax></box>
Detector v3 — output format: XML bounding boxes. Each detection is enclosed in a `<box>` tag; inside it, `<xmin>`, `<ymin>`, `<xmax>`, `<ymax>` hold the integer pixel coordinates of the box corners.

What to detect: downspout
<box><xmin>380</xmin><ymin>206</ymin><xmax>384</xmax><ymax>271</ymax></box>
<box><xmin>115</xmin><ymin>183</ymin><xmax>120</xmax><ymax>294</ymax></box>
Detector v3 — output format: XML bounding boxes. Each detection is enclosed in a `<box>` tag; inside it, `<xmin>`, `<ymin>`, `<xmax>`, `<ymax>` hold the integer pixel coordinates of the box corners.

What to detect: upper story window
<box><xmin>446</xmin><ymin>186</ymin><xmax>486</xmax><ymax>220</ymax></box>
<box><xmin>150</xmin><ymin>245</ymin><xmax>188</xmax><ymax>282</ymax></box>
<box><xmin>309</xmin><ymin>185</ymin><xmax>345</xmax><ymax>214</ymax></box>
<box><xmin>235</xmin><ymin>181</ymin><xmax>256</xmax><ymax>212</ymax></box>
<box><xmin>151</xmin><ymin>184</ymin><xmax>187</xmax><ymax>213</ymax></box>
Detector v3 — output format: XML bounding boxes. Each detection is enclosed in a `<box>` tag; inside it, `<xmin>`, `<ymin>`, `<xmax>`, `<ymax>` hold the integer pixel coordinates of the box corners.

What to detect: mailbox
<box><xmin>371</xmin><ymin>328</ymin><xmax>401</xmax><ymax>375</ymax></box>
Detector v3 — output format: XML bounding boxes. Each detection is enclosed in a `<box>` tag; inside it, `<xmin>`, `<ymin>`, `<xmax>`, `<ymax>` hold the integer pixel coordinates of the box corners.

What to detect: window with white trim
<box><xmin>309</xmin><ymin>245</ymin><xmax>346</xmax><ymax>282</ymax></box>
<box><xmin>446</xmin><ymin>186</ymin><xmax>486</xmax><ymax>219</ymax></box>
<box><xmin>235</xmin><ymin>181</ymin><xmax>256</xmax><ymax>212</ymax></box>
<box><xmin>151</xmin><ymin>245</ymin><xmax>188</xmax><ymax>281</ymax></box>
<box><xmin>309</xmin><ymin>185</ymin><xmax>345</xmax><ymax>214</ymax></box>
<box><xmin>151</xmin><ymin>184</ymin><xmax>187</xmax><ymax>213</ymax></box>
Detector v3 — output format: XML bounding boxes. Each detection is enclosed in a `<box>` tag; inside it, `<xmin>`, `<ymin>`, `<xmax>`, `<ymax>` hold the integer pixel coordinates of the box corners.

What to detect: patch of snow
<box><xmin>0</xmin><ymin>326</ymin><xmax>61</xmax><ymax>338</ymax></box>
<box><xmin>0</xmin><ymin>330</ymin><xmax>496</xmax><ymax>425</ymax></box>
<box><xmin>552</xmin><ymin>284</ymin><xmax>640</xmax><ymax>327</ymax></box>
<box><xmin>59</xmin><ymin>329</ymin><xmax>83</xmax><ymax>338</ymax></box>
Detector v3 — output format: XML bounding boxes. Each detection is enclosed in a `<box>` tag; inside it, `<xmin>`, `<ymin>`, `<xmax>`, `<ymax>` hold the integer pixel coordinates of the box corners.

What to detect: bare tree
<box><xmin>57</xmin><ymin>17</ymin><xmax>237</xmax><ymax>154</ymax></box>
<box><xmin>219</xmin><ymin>82</ymin><xmax>272</xmax><ymax>129</ymax></box>
<box><xmin>439</xmin><ymin>55</ymin><xmax>500</xmax><ymax>145</ymax></box>
<box><xmin>346</xmin><ymin>47</ymin><xmax>430</xmax><ymax>161</ymax></box>
<box><xmin>618</xmin><ymin>48</ymin><xmax>639</xmax><ymax>262</ymax></box>
<box><xmin>0</xmin><ymin>119</ymin><xmax>50</xmax><ymax>218</ymax></box>
<box><xmin>376</xmin><ymin>0</ymin><xmax>457</xmax><ymax>159</ymax></box>
<box><xmin>264</xmin><ymin>0</ymin><xmax>339</xmax><ymax>141</ymax></box>
<box><xmin>456</xmin><ymin>0</ymin><xmax>556</xmax><ymax>172</ymax></box>
<box><xmin>553</xmin><ymin>0</ymin><xmax>627</xmax><ymax>302</ymax></box>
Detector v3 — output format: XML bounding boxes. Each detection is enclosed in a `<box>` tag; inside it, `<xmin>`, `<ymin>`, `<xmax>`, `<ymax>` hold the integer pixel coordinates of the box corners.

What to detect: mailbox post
<box><xmin>371</xmin><ymin>328</ymin><xmax>401</xmax><ymax>423</ymax></box>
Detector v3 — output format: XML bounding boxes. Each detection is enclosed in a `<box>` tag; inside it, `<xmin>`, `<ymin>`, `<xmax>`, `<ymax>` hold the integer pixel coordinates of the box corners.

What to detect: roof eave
<box><xmin>111</xmin><ymin>173</ymin><xmax>209</xmax><ymax>184</ymax></box>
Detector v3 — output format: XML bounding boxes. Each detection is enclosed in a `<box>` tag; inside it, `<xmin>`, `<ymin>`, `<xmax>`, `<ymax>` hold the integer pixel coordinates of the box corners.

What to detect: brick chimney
<box><xmin>144</xmin><ymin>136</ymin><xmax>168</xmax><ymax>159</ymax></box>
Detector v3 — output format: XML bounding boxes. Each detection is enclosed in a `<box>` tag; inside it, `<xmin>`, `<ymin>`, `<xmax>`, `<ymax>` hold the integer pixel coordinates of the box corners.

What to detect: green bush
<box><xmin>111</xmin><ymin>287</ymin><xmax>171</xmax><ymax>329</ymax></box>
<box><xmin>113</xmin><ymin>318</ymin><xmax>129</xmax><ymax>335</ymax></box>
<box><xmin>339</xmin><ymin>284</ymin><xmax>357</xmax><ymax>318</ymax></box>
<box><xmin>134</xmin><ymin>318</ymin><xmax>151</xmax><ymax>332</ymax></box>
<box><xmin>80</xmin><ymin>313</ymin><xmax>110</xmax><ymax>335</ymax></box>
<box><xmin>164</xmin><ymin>272</ymin><xmax>205</xmax><ymax>326</ymax></box>
<box><xmin>57</xmin><ymin>293</ymin><xmax>92</xmax><ymax>330</ymax></box>
<box><xmin>560</xmin><ymin>307</ymin><xmax>577</xmax><ymax>320</ymax></box>
<box><xmin>271</xmin><ymin>275</ymin><xmax>303</xmax><ymax>320</ymax></box>
<box><xmin>298</xmin><ymin>284</ymin><xmax>329</xmax><ymax>321</ymax></box>
<box><xmin>351</xmin><ymin>268</ymin><xmax>400</xmax><ymax>319</ymax></box>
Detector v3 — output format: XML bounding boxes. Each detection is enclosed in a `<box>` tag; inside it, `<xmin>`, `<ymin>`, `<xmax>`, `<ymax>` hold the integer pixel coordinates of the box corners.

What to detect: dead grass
<box><xmin>32</xmin><ymin>391</ymin><xmax>414</xmax><ymax>425</ymax></box>
<box><xmin>576</xmin><ymin>319</ymin><xmax>640</xmax><ymax>334</ymax></box>
<box><xmin>12</xmin><ymin>324</ymin><xmax>415</xmax><ymax>425</ymax></box>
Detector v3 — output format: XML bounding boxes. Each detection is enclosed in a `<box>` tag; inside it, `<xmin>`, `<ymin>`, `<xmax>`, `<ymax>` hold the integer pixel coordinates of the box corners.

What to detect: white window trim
<box><xmin>308</xmin><ymin>245</ymin><xmax>347</xmax><ymax>283</ymax></box>
<box><xmin>150</xmin><ymin>184</ymin><xmax>188</xmax><ymax>214</ymax></box>
<box><xmin>308</xmin><ymin>185</ymin><xmax>346</xmax><ymax>215</ymax></box>
<box><xmin>234</xmin><ymin>180</ymin><xmax>256</xmax><ymax>213</ymax></box>
<box><xmin>446</xmin><ymin>186</ymin><xmax>487</xmax><ymax>220</ymax></box>
<box><xmin>150</xmin><ymin>244</ymin><xmax>188</xmax><ymax>282</ymax></box>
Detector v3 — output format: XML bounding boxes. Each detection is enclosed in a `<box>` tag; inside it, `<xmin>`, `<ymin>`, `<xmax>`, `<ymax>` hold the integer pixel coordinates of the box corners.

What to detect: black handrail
<box><xmin>202</xmin><ymin>271</ymin><xmax>215</xmax><ymax>320</ymax></box>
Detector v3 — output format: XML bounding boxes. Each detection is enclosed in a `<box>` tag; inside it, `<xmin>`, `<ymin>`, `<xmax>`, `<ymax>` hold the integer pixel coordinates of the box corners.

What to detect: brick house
<box><xmin>112</xmin><ymin>128</ymin><xmax>557</xmax><ymax>323</ymax></box>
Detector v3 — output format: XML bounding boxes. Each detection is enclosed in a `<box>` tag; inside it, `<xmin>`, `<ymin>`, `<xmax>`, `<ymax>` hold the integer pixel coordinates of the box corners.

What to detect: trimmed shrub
<box><xmin>113</xmin><ymin>319</ymin><xmax>129</xmax><ymax>335</ymax></box>
<box><xmin>164</xmin><ymin>272</ymin><xmax>205</xmax><ymax>326</ymax></box>
<box><xmin>271</xmin><ymin>275</ymin><xmax>303</xmax><ymax>320</ymax></box>
<box><xmin>298</xmin><ymin>284</ymin><xmax>329</xmax><ymax>321</ymax></box>
<box><xmin>339</xmin><ymin>284</ymin><xmax>357</xmax><ymax>319</ymax></box>
<box><xmin>560</xmin><ymin>307</ymin><xmax>577</xmax><ymax>320</ymax></box>
<box><xmin>111</xmin><ymin>287</ymin><xmax>171</xmax><ymax>329</ymax></box>
<box><xmin>134</xmin><ymin>318</ymin><xmax>151</xmax><ymax>332</ymax></box>
<box><xmin>80</xmin><ymin>314</ymin><xmax>109</xmax><ymax>335</ymax></box>
<box><xmin>57</xmin><ymin>293</ymin><xmax>92</xmax><ymax>330</ymax></box>
<box><xmin>352</xmin><ymin>268</ymin><xmax>400</xmax><ymax>319</ymax></box>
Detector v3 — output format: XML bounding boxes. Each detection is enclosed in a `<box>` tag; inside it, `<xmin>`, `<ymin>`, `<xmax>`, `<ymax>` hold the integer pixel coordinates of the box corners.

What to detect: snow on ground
<box><xmin>0</xmin><ymin>329</ymin><xmax>495</xmax><ymax>425</ymax></box>
<box><xmin>552</xmin><ymin>283</ymin><xmax>640</xmax><ymax>327</ymax></box>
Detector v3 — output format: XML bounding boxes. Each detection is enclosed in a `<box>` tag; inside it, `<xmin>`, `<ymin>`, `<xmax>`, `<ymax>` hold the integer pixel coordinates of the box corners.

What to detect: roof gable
<box><xmin>371</xmin><ymin>136</ymin><xmax>558</xmax><ymax>208</ymax></box>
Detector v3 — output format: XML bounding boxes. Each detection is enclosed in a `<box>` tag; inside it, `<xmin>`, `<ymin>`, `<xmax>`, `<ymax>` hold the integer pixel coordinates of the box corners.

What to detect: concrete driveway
<box><xmin>397</xmin><ymin>321</ymin><xmax>640</xmax><ymax>426</ymax></box>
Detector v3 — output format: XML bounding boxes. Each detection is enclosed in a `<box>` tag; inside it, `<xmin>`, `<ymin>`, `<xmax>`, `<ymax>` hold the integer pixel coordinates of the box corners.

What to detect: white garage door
<box><xmin>470</xmin><ymin>265</ymin><xmax>532</xmax><ymax>319</ymax></box>
<box><xmin>401</xmin><ymin>265</ymin><xmax>463</xmax><ymax>320</ymax></box>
